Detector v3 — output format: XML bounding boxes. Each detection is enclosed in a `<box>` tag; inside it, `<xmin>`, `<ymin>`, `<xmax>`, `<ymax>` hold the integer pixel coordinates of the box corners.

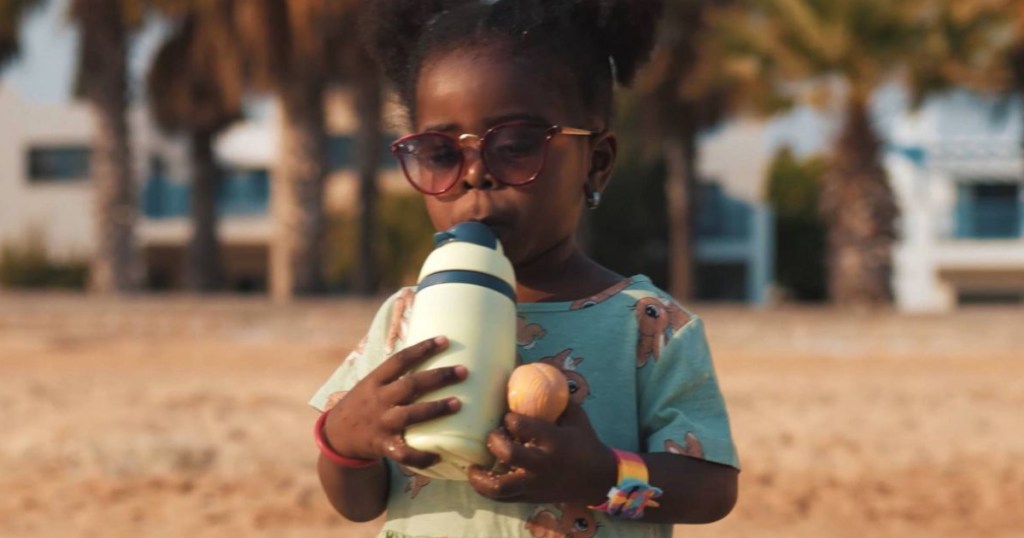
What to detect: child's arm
<box><xmin>632</xmin><ymin>452</ymin><xmax>738</xmax><ymax>523</ymax></box>
<box><xmin>316</xmin><ymin>336</ymin><xmax>467</xmax><ymax>521</ymax></box>
<box><xmin>317</xmin><ymin>455</ymin><xmax>390</xmax><ymax>522</ymax></box>
<box><xmin>467</xmin><ymin>403</ymin><xmax>738</xmax><ymax>524</ymax></box>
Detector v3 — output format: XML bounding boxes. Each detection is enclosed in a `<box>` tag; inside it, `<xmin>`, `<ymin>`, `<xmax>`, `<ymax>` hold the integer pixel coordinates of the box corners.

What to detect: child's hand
<box><xmin>322</xmin><ymin>336</ymin><xmax>466</xmax><ymax>469</ymax></box>
<box><xmin>467</xmin><ymin>401</ymin><xmax>616</xmax><ymax>505</ymax></box>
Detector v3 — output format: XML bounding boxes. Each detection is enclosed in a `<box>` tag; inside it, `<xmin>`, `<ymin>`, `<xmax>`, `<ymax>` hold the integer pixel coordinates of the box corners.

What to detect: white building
<box><xmin>0</xmin><ymin>84</ymin><xmax>407</xmax><ymax>291</ymax></box>
<box><xmin>0</xmin><ymin>86</ymin><xmax>201</xmax><ymax>259</ymax></box>
<box><xmin>887</xmin><ymin>91</ymin><xmax>1024</xmax><ymax>311</ymax></box>
<box><xmin>695</xmin><ymin>120</ymin><xmax>776</xmax><ymax>305</ymax></box>
<box><xmin>695</xmin><ymin>87</ymin><xmax>1024</xmax><ymax>311</ymax></box>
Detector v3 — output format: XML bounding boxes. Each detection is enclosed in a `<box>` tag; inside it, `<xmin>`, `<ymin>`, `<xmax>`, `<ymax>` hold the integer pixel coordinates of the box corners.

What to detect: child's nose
<box><xmin>460</xmin><ymin>147</ymin><xmax>496</xmax><ymax>190</ymax></box>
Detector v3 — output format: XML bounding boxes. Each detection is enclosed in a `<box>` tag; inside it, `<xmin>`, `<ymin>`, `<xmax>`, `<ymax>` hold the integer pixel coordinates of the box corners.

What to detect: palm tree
<box><xmin>631</xmin><ymin>0</ymin><xmax>781</xmax><ymax>302</ymax></box>
<box><xmin>904</xmin><ymin>1</ymin><xmax>1013</xmax><ymax>103</ymax></box>
<box><xmin>347</xmin><ymin>46</ymin><xmax>383</xmax><ymax>295</ymax></box>
<box><xmin>720</xmin><ymin>0</ymin><xmax>948</xmax><ymax>307</ymax></box>
<box><xmin>933</xmin><ymin>2</ymin><xmax>1024</xmax><ymax>189</ymax></box>
<box><xmin>0</xmin><ymin>0</ymin><xmax>44</xmax><ymax>70</ymax></box>
<box><xmin>920</xmin><ymin>2</ymin><xmax>1024</xmax><ymax>162</ymax></box>
<box><xmin>316</xmin><ymin>0</ymin><xmax>384</xmax><ymax>295</ymax></box>
<box><xmin>232</xmin><ymin>0</ymin><xmax>377</xmax><ymax>301</ymax></box>
<box><xmin>147</xmin><ymin>2</ymin><xmax>244</xmax><ymax>292</ymax></box>
<box><xmin>71</xmin><ymin>0</ymin><xmax>146</xmax><ymax>293</ymax></box>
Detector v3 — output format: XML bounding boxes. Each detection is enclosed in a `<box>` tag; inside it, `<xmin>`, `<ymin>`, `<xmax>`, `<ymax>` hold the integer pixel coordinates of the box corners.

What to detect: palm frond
<box><xmin>0</xmin><ymin>0</ymin><xmax>44</xmax><ymax>69</ymax></box>
<box><xmin>147</xmin><ymin>1</ymin><xmax>244</xmax><ymax>134</ymax></box>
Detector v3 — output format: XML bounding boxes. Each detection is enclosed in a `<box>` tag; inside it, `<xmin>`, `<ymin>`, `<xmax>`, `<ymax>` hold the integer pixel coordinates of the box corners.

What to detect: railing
<box><xmin>696</xmin><ymin>183</ymin><xmax>753</xmax><ymax>241</ymax></box>
<box><xmin>141</xmin><ymin>169</ymin><xmax>270</xmax><ymax>219</ymax></box>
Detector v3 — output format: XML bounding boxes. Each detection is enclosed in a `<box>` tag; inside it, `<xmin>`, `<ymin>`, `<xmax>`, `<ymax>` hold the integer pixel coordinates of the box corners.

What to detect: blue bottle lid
<box><xmin>432</xmin><ymin>221</ymin><xmax>498</xmax><ymax>249</ymax></box>
<box><xmin>420</xmin><ymin>221</ymin><xmax>514</xmax><ymax>301</ymax></box>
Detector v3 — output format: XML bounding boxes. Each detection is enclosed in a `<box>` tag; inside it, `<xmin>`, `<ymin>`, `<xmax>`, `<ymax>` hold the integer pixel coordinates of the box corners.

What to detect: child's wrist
<box><xmin>588</xmin><ymin>448</ymin><xmax>663</xmax><ymax>519</ymax></box>
<box><xmin>315</xmin><ymin>411</ymin><xmax>380</xmax><ymax>468</ymax></box>
<box><xmin>582</xmin><ymin>444</ymin><xmax>619</xmax><ymax>506</ymax></box>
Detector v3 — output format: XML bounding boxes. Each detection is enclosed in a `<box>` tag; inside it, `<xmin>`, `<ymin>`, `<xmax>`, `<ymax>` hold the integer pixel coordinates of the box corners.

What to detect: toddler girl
<box><xmin>310</xmin><ymin>2</ymin><xmax>739</xmax><ymax>536</ymax></box>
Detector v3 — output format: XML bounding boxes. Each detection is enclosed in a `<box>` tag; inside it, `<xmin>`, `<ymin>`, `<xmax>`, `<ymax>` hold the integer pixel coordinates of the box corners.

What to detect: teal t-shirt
<box><xmin>310</xmin><ymin>275</ymin><xmax>739</xmax><ymax>538</ymax></box>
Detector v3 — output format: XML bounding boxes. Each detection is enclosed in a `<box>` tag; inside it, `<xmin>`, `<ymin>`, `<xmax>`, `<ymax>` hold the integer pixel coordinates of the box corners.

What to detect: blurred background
<box><xmin>0</xmin><ymin>1</ymin><xmax>1021</xmax><ymax>537</ymax></box>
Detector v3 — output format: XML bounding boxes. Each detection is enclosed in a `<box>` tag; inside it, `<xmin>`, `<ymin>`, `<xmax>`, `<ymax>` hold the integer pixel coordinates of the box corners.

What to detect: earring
<box><xmin>586</xmin><ymin>190</ymin><xmax>602</xmax><ymax>210</ymax></box>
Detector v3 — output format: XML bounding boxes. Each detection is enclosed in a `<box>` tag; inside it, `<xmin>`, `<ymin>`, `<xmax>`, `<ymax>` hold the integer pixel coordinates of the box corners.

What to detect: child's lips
<box><xmin>474</xmin><ymin>217</ymin><xmax>512</xmax><ymax>240</ymax></box>
<box><xmin>474</xmin><ymin>217</ymin><xmax>509</xmax><ymax>232</ymax></box>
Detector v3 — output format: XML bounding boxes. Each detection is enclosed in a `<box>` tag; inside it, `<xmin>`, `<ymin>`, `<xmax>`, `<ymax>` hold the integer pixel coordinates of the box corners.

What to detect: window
<box><xmin>141</xmin><ymin>163</ymin><xmax>270</xmax><ymax>219</ymax></box>
<box><xmin>219</xmin><ymin>168</ymin><xmax>270</xmax><ymax>216</ymax></box>
<box><xmin>696</xmin><ymin>182</ymin><xmax>726</xmax><ymax>237</ymax></box>
<box><xmin>26</xmin><ymin>145</ymin><xmax>91</xmax><ymax>182</ymax></box>
<box><xmin>696</xmin><ymin>182</ymin><xmax>752</xmax><ymax>240</ymax></box>
<box><xmin>141</xmin><ymin>155</ymin><xmax>189</xmax><ymax>219</ymax></box>
<box><xmin>955</xmin><ymin>183</ymin><xmax>1022</xmax><ymax>239</ymax></box>
<box><xmin>957</xmin><ymin>291</ymin><xmax>1024</xmax><ymax>305</ymax></box>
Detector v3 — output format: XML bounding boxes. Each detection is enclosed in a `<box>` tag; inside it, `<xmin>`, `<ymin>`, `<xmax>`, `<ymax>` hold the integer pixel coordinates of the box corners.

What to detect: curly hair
<box><xmin>362</xmin><ymin>0</ymin><xmax>663</xmax><ymax>126</ymax></box>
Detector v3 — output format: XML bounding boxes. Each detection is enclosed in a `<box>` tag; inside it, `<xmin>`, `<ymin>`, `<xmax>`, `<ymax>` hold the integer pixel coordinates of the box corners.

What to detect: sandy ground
<box><xmin>1</xmin><ymin>292</ymin><xmax>1022</xmax><ymax>537</ymax></box>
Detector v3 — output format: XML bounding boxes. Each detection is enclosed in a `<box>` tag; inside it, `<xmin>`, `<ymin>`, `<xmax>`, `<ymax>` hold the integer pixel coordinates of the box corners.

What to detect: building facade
<box><xmin>887</xmin><ymin>91</ymin><xmax>1024</xmax><ymax>311</ymax></box>
<box><xmin>0</xmin><ymin>86</ymin><xmax>406</xmax><ymax>291</ymax></box>
<box><xmin>696</xmin><ymin>120</ymin><xmax>776</xmax><ymax>305</ymax></box>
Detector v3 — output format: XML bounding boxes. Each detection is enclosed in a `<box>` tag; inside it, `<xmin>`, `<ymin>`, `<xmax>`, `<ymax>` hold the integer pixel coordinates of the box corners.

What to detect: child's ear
<box><xmin>587</xmin><ymin>131</ymin><xmax>617</xmax><ymax>194</ymax></box>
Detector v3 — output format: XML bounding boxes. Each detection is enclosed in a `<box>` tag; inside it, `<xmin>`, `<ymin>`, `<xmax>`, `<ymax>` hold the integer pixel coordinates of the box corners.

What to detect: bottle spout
<box><xmin>433</xmin><ymin>230</ymin><xmax>457</xmax><ymax>247</ymax></box>
<box><xmin>433</xmin><ymin>221</ymin><xmax>498</xmax><ymax>249</ymax></box>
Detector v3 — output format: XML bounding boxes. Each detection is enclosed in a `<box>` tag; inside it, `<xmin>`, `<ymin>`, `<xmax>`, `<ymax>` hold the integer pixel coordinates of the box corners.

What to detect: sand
<box><xmin>0</xmin><ymin>293</ymin><xmax>1021</xmax><ymax>537</ymax></box>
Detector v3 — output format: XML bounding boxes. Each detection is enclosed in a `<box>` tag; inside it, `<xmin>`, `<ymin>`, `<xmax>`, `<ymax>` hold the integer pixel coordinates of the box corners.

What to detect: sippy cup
<box><xmin>402</xmin><ymin>221</ymin><xmax>517</xmax><ymax>480</ymax></box>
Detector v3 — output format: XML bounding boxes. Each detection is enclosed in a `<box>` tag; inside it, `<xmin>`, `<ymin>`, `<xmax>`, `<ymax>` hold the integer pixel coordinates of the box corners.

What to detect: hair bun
<box><xmin>362</xmin><ymin>0</ymin><xmax>665</xmax><ymax>122</ymax></box>
<box><xmin>361</xmin><ymin>0</ymin><xmax>474</xmax><ymax>89</ymax></box>
<box><xmin>587</xmin><ymin>0</ymin><xmax>663</xmax><ymax>87</ymax></box>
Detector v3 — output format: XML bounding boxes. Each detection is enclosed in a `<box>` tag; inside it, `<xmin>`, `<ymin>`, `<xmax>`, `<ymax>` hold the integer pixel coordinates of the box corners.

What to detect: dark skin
<box><xmin>318</xmin><ymin>45</ymin><xmax>738</xmax><ymax>525</ymax></box>
<box><xmin>318</xmin><ymin>336</ymin><xmax>465</xmax><ymax>522</ymax></box>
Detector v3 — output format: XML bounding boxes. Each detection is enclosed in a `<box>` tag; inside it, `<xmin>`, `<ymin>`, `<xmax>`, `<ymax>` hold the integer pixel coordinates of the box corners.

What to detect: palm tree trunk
<box><xmin>352</xmin><ymin>70</ymin><xmax>383</xmax><ymax>295</ymax></box>
<box><xmin>663</xmin><ymin>126</ymin><xmax>697</xmax><ymax>302</ymax></box>
<box><xmin>185</xmin><ymin>129</ymin><xmax>223</xmax><ymax>292</ymax></box>
<box><xmin>270</xmin><ymin>78</ymin><xmax>327</xmax><ymax>301</ymax></box>
<box><xmin>78</xmin><ymin>0</ymin><xmax>137</xmax><ymax>293</ymax></box>
<box><xmin>1010</xmin><ymin>40</ymin><xmax>1024</xmax><ymax>174</ymax></box>
<box><xmin>819</xmin><ymin>96</ymin><xmax>898</xmax><ymax>307</ymax></box>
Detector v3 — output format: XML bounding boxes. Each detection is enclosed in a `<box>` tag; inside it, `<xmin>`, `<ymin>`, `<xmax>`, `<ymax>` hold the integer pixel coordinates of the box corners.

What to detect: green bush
<box><xmin>0</xmin><ymin>228</ymin><xmax>89</xmax><ymax>289</ymax></box>
<box><xmin>589</xmin><ymin>156</ymin><xmax>670</xmax><ymax>287</ymax></box>
<box><xmin>766</xmin><ymin>147</ymin><xmax>827</xmax><ymax>301</ymax></box>
<box><xmin>325</xmin><ymin>193</ymin><xmax>436</xmax><ymax>293</ymax></box>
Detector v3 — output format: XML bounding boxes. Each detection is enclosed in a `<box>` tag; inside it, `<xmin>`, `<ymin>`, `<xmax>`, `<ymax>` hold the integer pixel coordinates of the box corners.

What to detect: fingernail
<box><xmin>448</xmin><ymin>398</ymin><xmax>461</xmax><ymax>411</ymax></box>
<box><xmin>453</xmin><ymin>365</ymin><xmax>469</xmax><ymax>379</ymax></box>
<box><xmin>433</xmin><ymin>336</ymin><xmax>448</xmax><ymax>346</ymax></box>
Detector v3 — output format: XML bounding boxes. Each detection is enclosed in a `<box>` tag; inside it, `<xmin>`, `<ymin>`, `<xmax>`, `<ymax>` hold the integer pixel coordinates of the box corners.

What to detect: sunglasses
<box><xmin>390</xmin><ymin>121</ymin><xmax>599</xmax><ymax>195</ymax></box>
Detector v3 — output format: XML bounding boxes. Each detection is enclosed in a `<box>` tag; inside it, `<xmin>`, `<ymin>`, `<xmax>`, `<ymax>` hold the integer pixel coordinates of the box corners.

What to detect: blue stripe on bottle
<box><xmin>417</xmin><ymin>270</ymin><xmax>516</xmax><ymax>301</ymax></box>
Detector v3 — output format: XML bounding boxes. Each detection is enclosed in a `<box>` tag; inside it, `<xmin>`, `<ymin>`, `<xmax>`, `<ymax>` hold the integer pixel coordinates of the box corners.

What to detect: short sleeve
<box><xmin>308</xmin><ymin>288</ymin><xmax>414</xmax><ymax>412</ymax></box>
<box><xmin>637</xmin><ymin>315</ymin><xmax>740</xmax><ymax>469</ymax></box>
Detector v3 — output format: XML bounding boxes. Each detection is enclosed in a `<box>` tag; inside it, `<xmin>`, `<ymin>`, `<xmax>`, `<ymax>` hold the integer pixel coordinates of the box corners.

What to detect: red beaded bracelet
<box><xmin>314</xmin><ymin>411</ymin><xmax>378</xmax><ymax>469</ymax></box>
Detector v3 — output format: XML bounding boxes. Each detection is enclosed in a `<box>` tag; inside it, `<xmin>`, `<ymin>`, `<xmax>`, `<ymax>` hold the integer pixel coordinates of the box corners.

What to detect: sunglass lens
<box><xmin>484</xmin><ymin>124</ymin><xmax>550</xmax><ymax>185</ymax></box>
<box><xmin>394</xmin><ymin>133</ymin><xmax>461</xmax><ymax>193</ymax></box>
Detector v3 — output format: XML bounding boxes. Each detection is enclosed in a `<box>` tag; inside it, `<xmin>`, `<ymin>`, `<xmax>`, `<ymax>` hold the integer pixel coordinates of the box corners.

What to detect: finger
<box><xmin>385</xmin><ymin>365</ymin><xmax>468</xmax><ymax>405</ymax></box>
<box><xmin>503</xmin><ymin>412</ymin><xmax>557</xmax><ymax>445</ymax></box>
<box><xmin>557</xmin><ymin>399</ymin><xmax>591</xmax><ymax>427</ymax></box>
<box><xmin>373</xmin><ymin>336</ymin><xmax>448</xmax><ymax>384</ymax></box>
<box><xmin>381</xmin><ymin>435</ymin><xmax>439</xmax><ymax>470</ymax></box>
<box><xmin>381</xmin><ymin>397</ymin><xmax>461</xmax><ymax>430</ymax></box>
<box><xmin>467</xmin><ymin>465</ymin><xmax>530</xmax><ymax>501</ymax></box>
<box><xmin>486</xmin><ymin>428</ymin><xmax>546</xmax><ymax>469</ymax></box>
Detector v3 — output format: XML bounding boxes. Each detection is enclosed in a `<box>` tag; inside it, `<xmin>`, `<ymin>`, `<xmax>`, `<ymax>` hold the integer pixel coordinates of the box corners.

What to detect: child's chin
<box><xmin>489</xmin><ymin>224</ymin><xmax>511</xmax><ymax>243</ymax></box>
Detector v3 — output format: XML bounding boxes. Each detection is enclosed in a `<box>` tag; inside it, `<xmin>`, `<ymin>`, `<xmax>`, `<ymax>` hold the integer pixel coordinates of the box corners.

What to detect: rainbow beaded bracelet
<box><xmin>588</xmin><ymin>449</ymin><xmax>663</xmax><ymax>519</ymax></box>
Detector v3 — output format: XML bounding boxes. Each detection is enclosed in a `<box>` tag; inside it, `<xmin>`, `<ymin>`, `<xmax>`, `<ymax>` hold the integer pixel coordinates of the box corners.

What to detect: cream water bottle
<box><xmin>402</xmin><ymin>221</ymin><xmax>517</xmax><ymax>480</ymax></box>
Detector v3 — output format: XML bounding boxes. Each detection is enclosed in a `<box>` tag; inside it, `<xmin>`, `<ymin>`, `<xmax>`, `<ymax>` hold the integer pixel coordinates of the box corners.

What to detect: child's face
<box><xmin>413</xmin><ymin>47</ymin><xmax>615</xmax><ymax>266</ymax></box>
